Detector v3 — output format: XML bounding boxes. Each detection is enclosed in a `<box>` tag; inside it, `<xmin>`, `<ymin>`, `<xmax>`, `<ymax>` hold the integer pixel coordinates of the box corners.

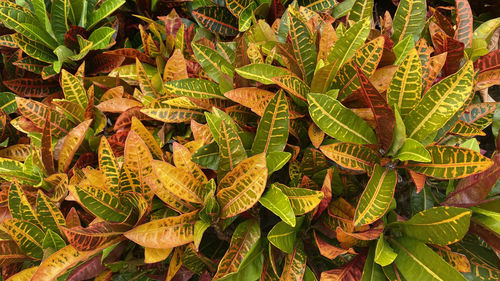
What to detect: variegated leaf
<box><xmin>354</xmin><ymin>164</ymin><xmax>397</xmax><ymax>226</ymax></box>
<box><xmin>124</xmin><ymin>211</ymin><xmax>197</xmax><ymax>248</ymax></box>
<box><xmin>216</xmin><ymin>153</ymin><xmax>267</xmax><ymax>218</ymax></box>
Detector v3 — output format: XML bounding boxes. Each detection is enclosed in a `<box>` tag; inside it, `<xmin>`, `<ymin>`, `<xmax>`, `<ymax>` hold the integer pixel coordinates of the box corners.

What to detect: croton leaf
<box><xmin>62</xmin><ymin>222</ymin><xmax>126</xmax><ymax>252</ymax></box>
<box><xmin>58</xmin><ymin>119</ymin><xmax>92</xmax><ymax>173</ymax></box>
<box><xmin>395</xmin><ymin>207</ymin><xmax>471</xmax><ymax>245</ymax></box>
<box><xmin>192</xmin><ymin>6</ymin><xmax>239</xmax><ymax>36</ymax></box>
<box><xmin>274</xmin><ymin>183</ymin><xmax>324</xmax><ymax>215</ymax></box>
<box><xmin>288</xmin><ymin>6</ymin><xmax>317</xmax><ymax>83</ymax></box>
<box><xmin>404</xmin><ymin>61</ymin><xmax>474</xmax><ymax>142</ymax></box>
<box><xmin>213</xmin><ymin>220</ymin><xmax>260</xmax><ymax>280</ymax></box>
<box><xmin>454</xmin><ymin>0</ymin><xmax>473</xmax><ymax>48</ymax></box>
<box><xmin>308</xmin><ymin>94</ymin><xmax>377</xmax><ymax>145</ymax></box>
<box><xmin>405</xmin><ymin>145</ymin><xmax>493</xmax><ymax>179</ymax></box>
<box><xmin>354</xmin><ymin>164</ymin><xmax>397</xmax><ymax>226</ymax></box>
<box><xmin>391</xmin><ymin>237</ymin><xmax>467</xmax><ymax>281</ymax></box>
<box><xmin>320</xmin><ymin>142</ymin><xmax>380</xmax><ymax>174</ymax></box>
<box><xmin>391</xmin><ymin>0</ymin><xmax>426</xmax><ymax>42</ymax></box>
<box><xmin>259</xmin><ymin>185</ymin><xmax>296</xmax><ymax>227</ymax></box>
<box><xmin>251</xmin><ymin>90</ymin><xmax>289</xmax><ymax>155</ymax></box>
<box><xmin>3</xmin><ymin>219</ymin><xmax>44</xmax><ymax>259</ymax></box>
<box><xmin>216</xmin><ymin>153</ymin><xmax>267</xmax><ymax>218</ymax></box>
<box><xmin>125</xmin><ymin>211</ymin><xmax>197</xmax><ymax>248</ymax></box>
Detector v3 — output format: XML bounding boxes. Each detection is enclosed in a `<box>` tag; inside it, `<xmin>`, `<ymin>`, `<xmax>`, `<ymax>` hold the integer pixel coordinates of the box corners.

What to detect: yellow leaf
<box><xmin>144</xmin><ymin>247</ymin><xmax>172</xmax><ymax>263</ymax></box>
<box><xmin>124</xmin><ymin>211</ymin><xmax>197</xmax><ymax>248</ymax></box>
<box><xmin>217</xmin><ymin>153</ymin><xmax>268</xmax><ymax>218</ymax></box>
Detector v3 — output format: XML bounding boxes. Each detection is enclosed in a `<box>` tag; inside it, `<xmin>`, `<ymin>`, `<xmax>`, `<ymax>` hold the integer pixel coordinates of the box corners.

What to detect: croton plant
<box><xmin>0</xmin><ymin>0</ymin><xmax>499</xmax><ymax>280</ymax></box>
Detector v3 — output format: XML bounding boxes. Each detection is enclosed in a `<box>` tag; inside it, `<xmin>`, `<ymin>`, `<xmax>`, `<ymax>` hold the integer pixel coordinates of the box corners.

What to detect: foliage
<box><xmin>0</xmin><ymin>0</ymin><xmax>499</xmax><ymax>280</ymax></box>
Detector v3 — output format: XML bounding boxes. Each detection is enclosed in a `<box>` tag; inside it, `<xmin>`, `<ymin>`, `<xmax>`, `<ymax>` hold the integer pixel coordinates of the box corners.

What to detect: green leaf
<box><xmin>326</xmin><ymin>17</ymin><xmax>370</xmax><ymax>65</ymax></box>
<box><xmin>235</xmin><ymin>63</ymin><xmax>293</xmax><ymax>85</ymax></box>
<box><xmin>288</xmin><ymin>6</ymin><xmax>317</xmax><ymax>83</ymax></box>
<box><xmin>395</xmin><ymin>138</ymin><xmax>431</xmax><ymax>162</ymax></box>
<box><xmin>165</xmin><ymin>78</ymin><xmax>225</xmax><ymax>99</ymax></box>
<box><xmin>266</xmin><ymin>151</ymin><xmax>291</xmax><ymax>174</ymax></box>
<box><xmin>0</xmin><ymin>92</ymin><xmax>17</xmax><ymax>114</ymax></box>
<box><xmin>51</xmin><ymin>0</ymin><xmax>69</xmax><ymax>43</ymax></box>
<box><xmin>259</xmin><ymin>185</ymin><xmax>296</xmax><ymax>227</ymax></box>
<box><xmin>0</xmin><ymin>6</ymin><xmax>58</xmax><ymax>49</ymax></box>
<box><xmin>194</xmin><ymin>220</ymin><xmax>210</xmax><ymax>251</ymax></box>
<box><xmin>42</xmin><ymin>229</ymin><xmax>66</xmax><ymax>251</ymax></box>
<box><xmin>36</xmin><ymin>190</ymin><xmax>66</xmax><ymax>236</ymax></box>
<box><xmin>391</xmin><ymin>0</ymin><xmax>426</xmax><ymax>42</ymax></box>
<box><xmin>405</xmin><ymin>145</ymin><xmax>493</xmax><ymax>179</ymax></box>
<box><xmin>375</xmin><ymin>236</ymin><xmax>397</xmax><ymax>267</ymax></box>
<box><xmin>393</xmin><ymin>36</ymin><xmax>415</xmax><ymax>65</ymax></box>
<box><xmin>332</xmin><ymin>0</ymin><xmax>355</xmax><ymax>18</ymax></box>
<box><xmin>473</xmin><ymin>18</ymin><xmax>500</xmax><ymax>43</ymax></box>
<box><xmin>4</xmin><ymin>219</ymin><xmax>44</xmax><ymax>259</ymax></box>
<box><xmin>0</xmin><ymin>157</ymin><xmax>40</xmax><ymax>185</ymax></box>
<box><xmin>396</xmin><ymin>207</ymin><xmax>471</xmax><ymax>246</ymax></box>
<box><xmin>251</xmin><ymin>90</ymin><xmax>289</xmax><ymax>155</ymax></box>
<box><xmin>8</xmin><ymin>180</ymin><xmax>38</xmax><ymax>224</ymax></box>
<box><xmin>31</xmin><ymin>0</ymin><xmax>50</xmax><ymax>33</ymax></box>
<box><xmin>267</xmin><ymin>217</ymin><xmax>304</xmax><ymax>254</ymax></box>
<box><xmin>192</xmin><ymin>43</ymin><xmax>234</xmax><ymax>83</ymax></box>
<box><xmin>349</xmin><ymin>0</ymin><xmax>373</xmax><ymax>22</ymax></box>
<box><xmin>226</xmin><ymin>0</ymin><xmax>251</xmax><ymax>17</ymax></box>
<box><xmin>387</xmin><ymin>48</ymin><xmax>421</xmax><ymax>117</ymax></box>
<box><xmin>192</xmin><ymin>142</ymin><xmax>219</xmax><ymax>170</ymax></box>
<box><xmin>308</xmin><ymin>93</ymin><xmax>377</xmax><ymax>144</ymax></box>
<box><xmin>275</xmin><ymin>183</ymin><xmax>323</xmax><ymax>215</ymax></box>
<box><xmin>361</xmin><ymin>244</ymin><xmax>386</xmax><ymax>281</ymax></box>
<box><xmin>192</xmin><ymin>6</ymin><xmax>239</xmax><ymax>36</ymax></box>
<box><xmin>213</xmin><ymin>220</ymin><xmax>260</xmax><ymax>280</ymax></box>
<box><xmin>217</xmin><ymin>118</ymin><xmax>248</xmax><ymax>177</ymax></box>
<box><xmin>61</xmin><ymin>69</ymin><xmax>88</xmax><ymax>109</ymax></box>
<box><xmin>354</xmin><ymin>164</ymin><xmax>397</xmax><ymax>226</ymax></box>
<box><xmin>391</xmin><ymin>237</ymin><xmax>467</xmax><ymax>281</ymax></box>
<box><xmin>88</xmin><ymin>27</ymin><xmax>115</xmax><ymax>50</ymax></box>
<box><xmin>73</xmin><ymin>185</ymin><xmax>130</xmax><ymax>222</ymax></box>
<box><xmin>404</xmin><ymin>61</ymin><xmax>474</xmax><ymax>141</ymax></box>
<box><xmin>13</xmin><ymin>34</ymin><xmax>57</xmax><ymax>63</ymax></box>
<box><xmin>87</xmin><ymin>0</ymin><xmax>126</xmax><ymax>29</ymax></box>
<box><xmin>238</xmin><ymin>2</ymin><xmax>257</xmax><ymax>32</ymax></box>
<box><xmin>320</xmin><ymin>142</ymin><xmax>380</xmax><ymax>174</ymax></box>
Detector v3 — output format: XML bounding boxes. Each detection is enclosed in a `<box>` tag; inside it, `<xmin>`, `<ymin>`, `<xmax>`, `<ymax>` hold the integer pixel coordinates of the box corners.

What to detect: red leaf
<box><xmin>454</xmin><ymin>0</ymin><xmax>473</xmax><ymax>48</ymax></box>
<box><xmin>313</xmin><ymin>231</ymin><xmax>356</xmax><ymax>260</ymax></box>
<box><xmin>41</xmin><ymin>112</ymin><xmax>55</xmax><ymax>175</ymax></box>
<box><xmin>469</xmin><ymin>219</ymin><xmax>500</xmax><ymax>253</ymax></box>
<box><xmin>104</xmin><ymin>48</ymin><xmax>155</xmax><ymax>65</ymax></box>
<box><xmin>474</xmin><ymin>49</ymin><xmax>500</xmax><ymax>73</ymax></box>
<box><xmin>409</xmin><ymin>170</ymin><xmax>426</xmax><ymax>193</ymax></box>
<box><xmin>158</xmin><ymin>9</ymin><xmax>182</xmax><ymax>37</ymax></box>
<box><xmin>320</xmin><ymin>252</ymin><xmax>366</xmax><ymax>280</ymax></box>
<box><xmin>431</xmin><ymin>31</ymin><xmax>465</xmax><ymax>76</ymax></box>
<box><xmin>108</xmin><ymin>129</ymin><xmax>130</xmax><ymax>157</ymax></box>
<box><xmin>67</xmin><ymin>254</ymin><xmax>106</xmax><ymax>281</ymax></box>
<box><xmin>86</xmin><ymin>54</ymin><xmax>125</xmax><ymax>75</ymax></box>
<box><xmin>3</xmin><ymin>78</ymin><xmax>60</xmax><ymax>97</ymax></box>
<box><xmin>63</xmin><ymin>222</ymin><xmax>127</xmax><ymax>252</ymax></box>
<box><xmin>354</xmin><ymin>65</ymin><xmax>395</xmax><ymax>152</ymax></box>
<box><xmin>114</xmin><ymin>107</ymin><xmax>151</xmax><ymax>130</ymax></box>
<box><xmin>67</xmin><ymin>153</ymin><xmax>97</xmax><ymax>179</ymax></box>
<box><xmin>443</xmin><ymin>152</ymin><xmax>500</xmax><ymax>207</ymax></box>
<box><xmin>314</xmin><ymin>169</ymin><xmax>333</xmax><ymax>219</ymax></box>
<box><xmin>65</xmin><ymin>207</ymin><xmax>82</xmax><ymax>229</ymax></box>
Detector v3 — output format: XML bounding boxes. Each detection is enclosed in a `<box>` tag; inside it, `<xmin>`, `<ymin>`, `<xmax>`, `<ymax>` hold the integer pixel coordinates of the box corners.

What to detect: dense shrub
<box><xmin>0</xmin><ymin>0</ymin><xmax>499</xmax><ymax>280</ymax></box>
